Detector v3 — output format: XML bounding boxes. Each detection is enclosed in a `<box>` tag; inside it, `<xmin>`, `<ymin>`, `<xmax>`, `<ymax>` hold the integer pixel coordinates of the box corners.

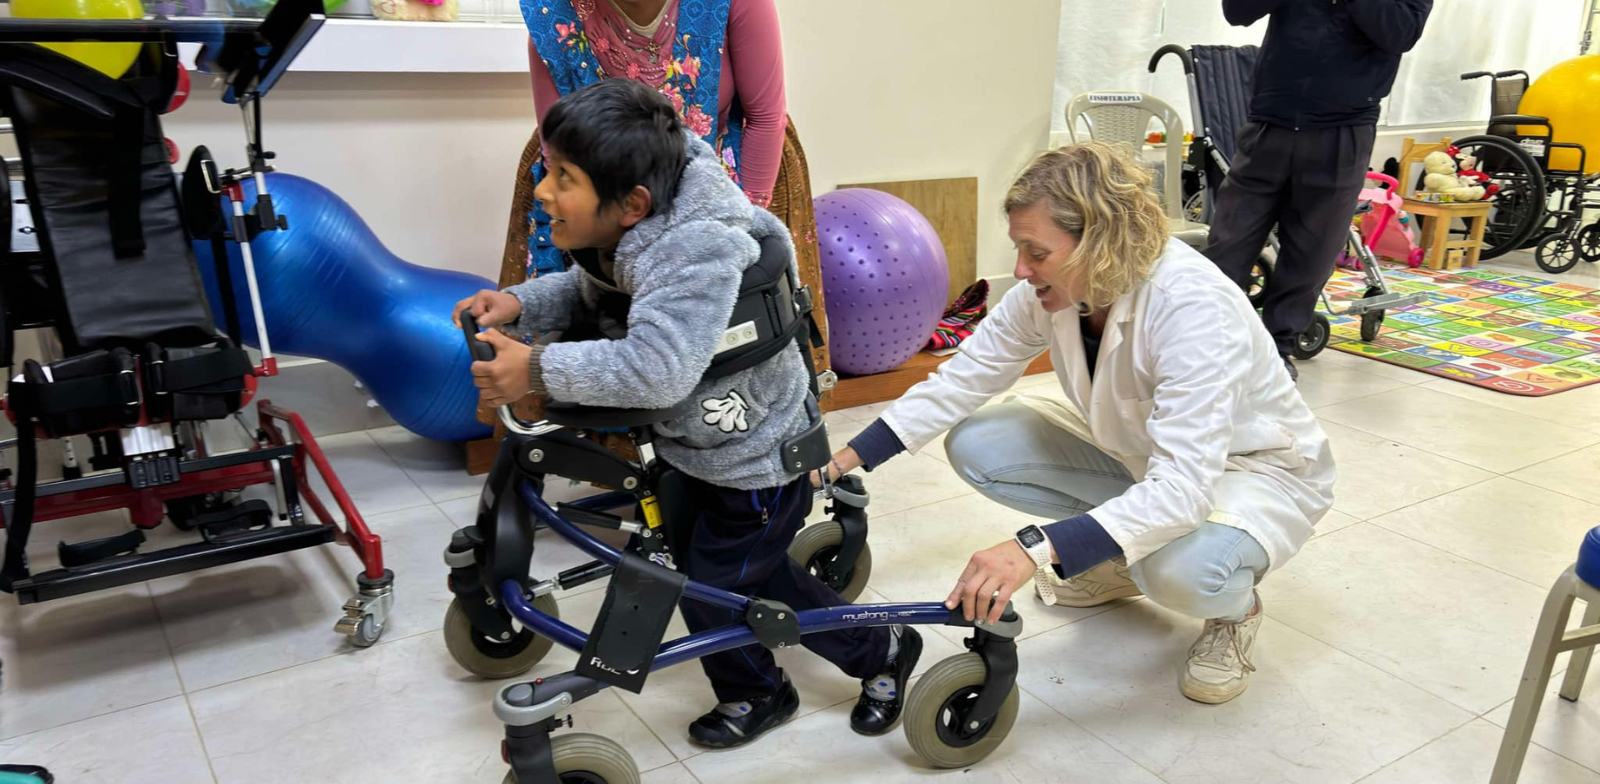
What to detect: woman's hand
<box><xmin>471</xmin><ymin>329</ymin><xmax>534</xmax><ymax>407</ymax></box>
<box><xmin>453</xmin><ymin>290</ymin><xmax>522</xmax><ymax>328</ymax></box>
<box><xmin>810</xmin><ymin>446</ymin><xmax>864</xmax><ymax>488</ymax></box>
<box><xmin>946</xmin><ymin>539</ymin><xmax>1039</xmax><ymax>625</ymax></box>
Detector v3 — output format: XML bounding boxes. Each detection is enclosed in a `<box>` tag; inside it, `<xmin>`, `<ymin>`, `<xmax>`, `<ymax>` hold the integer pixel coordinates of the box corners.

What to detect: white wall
<box><xmin>164</xmin><ymin>71</ymin><xmax>537</xmax><ymax>282</ymax></box>
<box><xmin>160</xmin><ymin>0</ymin><xmax>1063</xmax><ymax>287</ymax></box>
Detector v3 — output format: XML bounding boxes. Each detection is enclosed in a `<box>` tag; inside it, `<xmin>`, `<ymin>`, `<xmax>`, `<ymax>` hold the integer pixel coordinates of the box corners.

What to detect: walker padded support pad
<box><xmin>576</xmin><ymin>551</ymin><xmax>686</xmax><ymax>693</ymax></box>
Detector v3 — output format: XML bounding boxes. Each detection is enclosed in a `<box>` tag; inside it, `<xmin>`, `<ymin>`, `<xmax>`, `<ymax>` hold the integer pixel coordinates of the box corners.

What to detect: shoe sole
<box><xmin>1039</xmin><ymin>583</ymin><xmax>1144</xmax><ymax>608</ymax></box>
<box><xmin>1180</xmin><ymin>679</ymin><xmax>1249</xmax><ymax>705</ymax></box>
<box><xmin>689</xmin><ymin>697</ymin><xmax>801</xmax><ymax>749</ymax></box>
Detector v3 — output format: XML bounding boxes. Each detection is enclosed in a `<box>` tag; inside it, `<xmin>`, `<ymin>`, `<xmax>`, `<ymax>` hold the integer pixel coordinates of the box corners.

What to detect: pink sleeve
<box><xmin>528</xmin><ymin>37</ymin><xmax>561</xmax><ymax>140</ymax></box>
<box><xmin>725</xmin><ymin>0</ymin><xmax>786</xmax><ymax>207</ymax></box>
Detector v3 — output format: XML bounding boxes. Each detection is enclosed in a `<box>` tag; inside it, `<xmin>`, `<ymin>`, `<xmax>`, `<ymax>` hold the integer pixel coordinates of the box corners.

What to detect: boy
<box><xmin>454</xmin><ymin>79</ymin><xmax>920</xmax><ymax>749</ymax></box>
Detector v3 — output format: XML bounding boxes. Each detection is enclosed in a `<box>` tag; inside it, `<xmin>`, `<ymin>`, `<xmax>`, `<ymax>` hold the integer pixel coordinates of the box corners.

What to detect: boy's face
<box><xmin>535</xmin><ymin>146</ymin><xmax>629</xmax><ymax>251</ymax></box>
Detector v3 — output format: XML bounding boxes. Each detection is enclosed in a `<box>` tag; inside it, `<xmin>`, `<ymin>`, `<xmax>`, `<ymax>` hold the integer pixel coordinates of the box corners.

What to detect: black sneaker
<box><xmin>688</xmin><ymin>677</ymin><xmax>800</xmax><ymax>749</ymax></box>
<box><xmin>1282</xmin><ymin>356</ymin><xmax>1299</xmax><ymax>383</ymax></box>
<box><xmin>850</xmin><ymin>626</ymin><xmax>923</xmax><ymax>735</ymax></box>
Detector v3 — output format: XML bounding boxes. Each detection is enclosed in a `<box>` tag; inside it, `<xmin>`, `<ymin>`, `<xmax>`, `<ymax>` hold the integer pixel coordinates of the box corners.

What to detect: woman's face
<box><xmin>1008</xmin><ymin>202</ymin><xmax>1084</xmax><ymax>314</ymax></box>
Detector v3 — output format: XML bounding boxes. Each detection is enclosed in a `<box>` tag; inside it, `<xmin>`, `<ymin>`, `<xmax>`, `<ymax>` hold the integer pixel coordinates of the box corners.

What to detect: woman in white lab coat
<box><xmin>824</xmin><ymin>142</ymin><xmax>1336</xmax><ymax>704</ymax></box>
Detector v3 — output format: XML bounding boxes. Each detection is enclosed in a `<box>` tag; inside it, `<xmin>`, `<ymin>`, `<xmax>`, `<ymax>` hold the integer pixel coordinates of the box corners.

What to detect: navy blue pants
<box><xmin>675</xmin><ymin>472</ymin><xmax>890</xmax><ymax>704</ymax></box>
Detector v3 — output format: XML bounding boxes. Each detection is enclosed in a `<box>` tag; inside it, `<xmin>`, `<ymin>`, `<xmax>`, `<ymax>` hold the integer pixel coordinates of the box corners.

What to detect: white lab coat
<box><xmin>880</xmin><ymin>239</ymin><xmax>1335</xmax><ymax>571</ymax></box>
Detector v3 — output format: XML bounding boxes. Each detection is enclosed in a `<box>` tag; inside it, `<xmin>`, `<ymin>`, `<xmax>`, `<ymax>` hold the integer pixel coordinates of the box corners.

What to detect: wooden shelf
<box><xmin>823</xmin><ymin>351</ymin><xmax>1054</xmax><ymax>411</ymax></box>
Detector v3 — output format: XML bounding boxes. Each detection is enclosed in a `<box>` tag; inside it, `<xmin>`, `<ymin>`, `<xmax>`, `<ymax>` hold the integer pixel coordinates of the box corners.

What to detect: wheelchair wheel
<box><xmin>1290</xmin><ymin>313</ymin><xmax>1331</xmax><ymax>360</ymax></box>
<box><xmin>1536</xmin><ymin>233</ymin><xmax>1581</xmax><ymax>274</ymax></box>
<box><xmin>1447</xmin><ymin>135</ymin><xmax>1547</xmax><ymax>261</ymax></box>
<box><xmin>1576</xmin><ymin>223</ymin><xmax>1600</xmax><ymax>263</ymax></box>
<box><xmin>903</xmin><ymin>653</ymin><xmax>1019</xmax><ymax>769</ymax></box>
<box><xmin>503</xmin><ymin>733</ymin><xmax>639</xmax><ymax>784</ymax></box>
<box><xmin>444</xmin><ymin>594</ymin><xmax>558</xmax><ymax>680</ymax></box>
<box><xmin>789</xmin><ymin>521</ymin><xmax>873</xmax><ymax>603</ymax></box>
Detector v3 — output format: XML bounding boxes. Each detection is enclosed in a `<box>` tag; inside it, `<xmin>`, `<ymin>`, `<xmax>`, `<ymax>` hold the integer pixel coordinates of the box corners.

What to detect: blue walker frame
<box><xmin>452</xmin><ymin>313</ymin><xmax>1022</xmax><ymax>783</ymax></box>
<box><xmin>483</xmin><ymin>476</ymin><xmax>1023</xmax><ymax>784</ymax></box>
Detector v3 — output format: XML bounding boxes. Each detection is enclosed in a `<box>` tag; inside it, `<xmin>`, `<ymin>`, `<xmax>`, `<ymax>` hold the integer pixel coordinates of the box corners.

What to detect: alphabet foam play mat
<box><xmin>1325</xmin><ymin>266</ymin><xmax>1600</xmax><ymax>396</ymax></box>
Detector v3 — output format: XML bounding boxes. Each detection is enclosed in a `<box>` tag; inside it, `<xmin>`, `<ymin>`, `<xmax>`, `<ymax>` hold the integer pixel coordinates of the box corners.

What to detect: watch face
<box><xmin>1017</xmin><ymin>526</ymin><xmax>1046</xmax><ymax>549</ymax></box>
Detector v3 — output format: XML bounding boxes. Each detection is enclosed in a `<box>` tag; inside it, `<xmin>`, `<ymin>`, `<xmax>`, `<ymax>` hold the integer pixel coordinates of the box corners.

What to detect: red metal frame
<box><xmin>258</xmin><ymin>400</ymin><xmax>385</xmax><ymax>579</ymax></box>
<box><xmin>0</xmin><ymin>400</ymin><xmax>384</xmax><ymax>580</ymax></box>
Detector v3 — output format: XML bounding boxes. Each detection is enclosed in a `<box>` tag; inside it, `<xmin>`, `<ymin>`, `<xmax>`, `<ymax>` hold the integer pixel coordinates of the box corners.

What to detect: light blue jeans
<box><xmin>944</xmin><ymin>402</ymin><xmax>1268</xmax><ymax>622</ymax></box>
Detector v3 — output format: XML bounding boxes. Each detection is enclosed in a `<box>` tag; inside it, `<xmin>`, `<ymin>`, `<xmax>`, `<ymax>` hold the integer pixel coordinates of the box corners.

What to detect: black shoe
<box><xmin>1282</xmin><ymin>356</ymin><xmax>1299</xmax><ymax>383</ymax></box>
<box><xmin>688</xmin><ymin>678</ymin><xmax>800</xmax><ymax>749</ymax></box>
<box><xmin>850</xmin><ymin>626</ymin><xmax>923</xmax><ymax>736</ymax></box>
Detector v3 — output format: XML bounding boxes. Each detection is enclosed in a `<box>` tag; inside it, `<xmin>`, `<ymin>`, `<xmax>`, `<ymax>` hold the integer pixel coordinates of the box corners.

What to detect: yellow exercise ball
<box><xmin>11</xmin><ymin>0</ymin><xmax>145</xmax><ymax>80</ymax></box>
<box><xmin>1519</xmin><ymin>54</ymin><xmax>1600</xmax><ymax>175</ymax></box>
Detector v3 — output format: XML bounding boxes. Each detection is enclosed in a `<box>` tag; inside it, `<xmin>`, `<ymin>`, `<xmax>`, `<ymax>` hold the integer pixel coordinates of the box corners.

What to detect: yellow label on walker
<box><xmin>641</xmin><ymin>495</ymin><xmax>664</xmax><ymax>529</ymax></box>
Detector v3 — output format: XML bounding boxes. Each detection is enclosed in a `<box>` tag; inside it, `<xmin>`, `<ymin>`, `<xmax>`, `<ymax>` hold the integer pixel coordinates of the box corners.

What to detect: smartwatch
<box><xmin>1015</xmin><ymin>524</ymin><xmax>1053</xmax><ymax>569</ymax></box>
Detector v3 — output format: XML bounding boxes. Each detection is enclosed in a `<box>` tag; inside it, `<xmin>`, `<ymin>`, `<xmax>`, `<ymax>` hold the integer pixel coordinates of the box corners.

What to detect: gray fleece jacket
<box><xmin>502</xmin><ymin>132</ymin><xmax>811</xmax><ymax>491</ymax></box>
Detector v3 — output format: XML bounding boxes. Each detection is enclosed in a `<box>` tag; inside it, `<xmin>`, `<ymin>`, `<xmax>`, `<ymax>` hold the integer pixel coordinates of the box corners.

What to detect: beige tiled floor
<box><xmin>3</xmin><ymin>252</ymin><xmax>1600</xmax><ymax>782</ymax></box>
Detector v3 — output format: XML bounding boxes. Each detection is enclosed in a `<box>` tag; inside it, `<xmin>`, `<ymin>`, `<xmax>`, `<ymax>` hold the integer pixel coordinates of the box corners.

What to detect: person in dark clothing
<box><xmin>1204</xmin><ymin>0</ymin><xmax>1432</xmax><ymax>380</ymax></box>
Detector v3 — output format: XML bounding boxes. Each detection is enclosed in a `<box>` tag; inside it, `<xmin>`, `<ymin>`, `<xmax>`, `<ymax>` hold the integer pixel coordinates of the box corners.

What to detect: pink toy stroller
<box><xmin>1339</xmin><ymin>175</ymin><xmax>1425</xmax><ymax>271</ymax></box>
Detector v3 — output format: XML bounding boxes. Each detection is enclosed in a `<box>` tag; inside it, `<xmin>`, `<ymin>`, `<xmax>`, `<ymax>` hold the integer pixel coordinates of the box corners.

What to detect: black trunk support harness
<box><xmin>563</xmin><ymin>232</ymin><xmax>832</xmax><ymax>475</ymax></box>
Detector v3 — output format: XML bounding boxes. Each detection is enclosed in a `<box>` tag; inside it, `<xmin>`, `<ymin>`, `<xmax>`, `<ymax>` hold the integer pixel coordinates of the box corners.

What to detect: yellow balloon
<box><xmin>1519</xmin><ymin>54</ymin><xmax>1600</xmax><ymax>176</ymax></box>
<box><xmin>11</xmin><ymin>0</ymin><xmax>145</xmax><ymax>79</ymax></box>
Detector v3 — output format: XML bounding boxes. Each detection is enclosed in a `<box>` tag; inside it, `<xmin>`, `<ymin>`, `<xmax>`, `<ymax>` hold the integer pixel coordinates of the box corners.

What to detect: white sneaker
<box><xmin>1033</xmin><ymin>558</ymin><xmax>1143</xmax><ymax>608</ymax></box>
<box><xmin>1180</xmin><ymin>593</ymin><xmax>1262</xmax><ymax>705</ymax></box>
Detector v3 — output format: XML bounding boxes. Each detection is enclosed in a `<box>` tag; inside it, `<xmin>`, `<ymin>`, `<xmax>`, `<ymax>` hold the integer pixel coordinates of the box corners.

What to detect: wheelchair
<box><xmin>1453</xmin><ymin>69</ymin><xmax>1600</xmax><ymax>271</ymax></box>
<box><xmin>1140</xmin><ymin>44</ymin><xmax>1424</xmax><ymax>357</ymax></box>
<box><xmin>446</xmin><ymin>288</ymin><xmax>1024</xmax><ymax>780</ymax></box>
<box><xmin>0</xmin><ymin>0</ymin><xmax>393</xmax><ymax>644</ymax></box>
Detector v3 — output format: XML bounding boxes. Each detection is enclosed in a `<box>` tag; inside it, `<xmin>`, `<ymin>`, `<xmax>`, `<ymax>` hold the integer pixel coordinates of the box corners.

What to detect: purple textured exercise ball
<box><xmin>814</xmin><ymin>189</ymin><xmax>949</xmax><ymax>375</ymax></box>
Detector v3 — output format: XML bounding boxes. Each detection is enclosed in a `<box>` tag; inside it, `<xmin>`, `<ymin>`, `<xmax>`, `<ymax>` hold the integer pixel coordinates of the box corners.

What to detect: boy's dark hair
<box><xmin>543</xmin><ymin>79</ymin><xmax>688</xmax><ymax>217</ymax></box>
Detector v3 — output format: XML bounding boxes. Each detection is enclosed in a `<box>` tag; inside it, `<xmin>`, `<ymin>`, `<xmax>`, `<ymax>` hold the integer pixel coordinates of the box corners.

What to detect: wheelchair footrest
<box><xmin>11</xmin><ymin>524</ymin><xmax>335</xmax><ymax>605</ymax></box>
<box><xmin>57</xmin><ymin>528</ymin><xmax>146</xmax><ymax>568</ymax></box>
<box><xmin>194</xmin><ymin>499</ymin><xmax>274</xmax><ymax>543</ymax></box>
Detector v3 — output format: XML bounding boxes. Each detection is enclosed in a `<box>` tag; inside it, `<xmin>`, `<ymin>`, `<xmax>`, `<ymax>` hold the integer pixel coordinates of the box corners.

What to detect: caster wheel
<box><xmin>444</xmin><ymin>594</ymin><xmax>558</xmax><ymax>679</ymax></box>
<box><xmin>1291</xmin><ymin>313</ymin><xmax>1330</xmax><ymax>360</ymax></box>
<box><xmin>1577</xmin><ymin>223</ymin><xmax>1600</xmax><ymax>263</ymax></box>
<box><xmin>903</xmin><ymin>653</ymin><xmax>1020</xmax><ymax>769</ymax></box>
<box><xmin>1248</xmin><ymin>253</ymin><xmax>1273</xmax><ymax>309</ymax></box>
<box><xmin>788</xmin><ymin>521</ymin><xmax>872</xmax><ymax>603</ymax></box>
<box><xmin>1359</xmin><ymin>286</ymin><xmax>1385</xmax><ymax>343</ymax></box>
<box><xmin>1537</xmin><ymin>233</ymin><xmax>1581</xmax><ymax>274</ymax></box>
<box><xmin>349</xmin><ymin>615</ymin><xmax>382</xmax><ymax>648</ymax></box>
<box><xmin>503</xmin><ymin>733</ymin><xmax>640</xmax><ymax>784</ymax></box>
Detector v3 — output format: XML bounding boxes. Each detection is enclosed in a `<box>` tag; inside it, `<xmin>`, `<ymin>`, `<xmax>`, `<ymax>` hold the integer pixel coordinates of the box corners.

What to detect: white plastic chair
<box><xmin>1064</xmin><ymin>91</ymin><xmax>1209</xmax><ymax>248</ymax></box>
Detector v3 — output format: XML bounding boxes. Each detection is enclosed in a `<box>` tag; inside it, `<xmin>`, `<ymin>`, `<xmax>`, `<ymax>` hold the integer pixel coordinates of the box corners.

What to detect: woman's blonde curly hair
<box><xmin>1003</xmin><ymin>142</ymin><xmax>1170</xmax><ymax>309</ymax></box>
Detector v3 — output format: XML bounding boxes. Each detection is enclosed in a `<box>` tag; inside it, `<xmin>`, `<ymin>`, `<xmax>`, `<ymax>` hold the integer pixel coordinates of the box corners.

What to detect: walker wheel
<box><xmin>444</xmin><ymin>594</ymin><xmax>558</xmax><ymax>679</ymax></box>
<box><xmin>503</xmin><ymin>733</ymin><xmax>639</xmax><ymax>784</ymax></box>
<box><xmin>1359</xmin><ymin>286</ymin><xmax>1385</xmax><ymax>343</ymax></box>
<box><xmin>903</xmin><ymin>653</ymin><xmax>1019</xmax><ymax>769</ymax></box>
<box><xmin>1291</xmin><ymin>313</ymin><xmax>1330</xmax><ymax>360</ymax></box>
<box><xmin>788</xmin><ymin>521</ymin><xmax>873</xmax><ymax>603</ymax></box>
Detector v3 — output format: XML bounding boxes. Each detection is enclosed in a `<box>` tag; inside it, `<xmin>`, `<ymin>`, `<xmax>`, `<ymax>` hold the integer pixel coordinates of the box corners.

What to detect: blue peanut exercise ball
<box><xmin>193</xmin><ymin>173</ymin><xmax>493</xmax><ymax>442</ymax></box>
<box><xmin>814</xmin><ymin>188</ymin><xmax>949</xmax><ymax>375</ymax></box>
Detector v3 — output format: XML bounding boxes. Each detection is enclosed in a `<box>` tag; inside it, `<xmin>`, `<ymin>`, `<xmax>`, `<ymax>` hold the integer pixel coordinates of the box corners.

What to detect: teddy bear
<box><xmin>1422</xmin><ymin>150</ymin><xmax>1487</xmax><ymax>202</ymax></box>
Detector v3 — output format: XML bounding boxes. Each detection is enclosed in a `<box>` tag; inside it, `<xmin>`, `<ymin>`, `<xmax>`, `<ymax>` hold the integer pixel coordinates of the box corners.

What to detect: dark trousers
<box><xmin>1204</xmin><ymin>122</ymin><xmax>1377</xmax><ymax>355</ymax></box>
<box><xmin>675</xmin><ymin>472</ymin><xmax>890</xmax><ymax>704</ymax></box>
